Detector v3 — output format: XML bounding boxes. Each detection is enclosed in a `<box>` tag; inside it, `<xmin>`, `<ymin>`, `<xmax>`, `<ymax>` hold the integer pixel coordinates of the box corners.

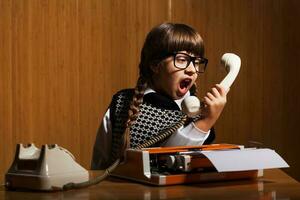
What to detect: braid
<box><xmin>120</xmin><ymin>76</ymin><xmax>147</xmax><ymax>157</ymax></box>
<box><xmin>126</xmin><ymin>76</ymin><xmax>148</xmax><ymax>127</ymax></box>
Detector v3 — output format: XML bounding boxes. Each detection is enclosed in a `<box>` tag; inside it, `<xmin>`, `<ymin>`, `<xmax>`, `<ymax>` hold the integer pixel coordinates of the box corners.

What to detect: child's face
<box><xmin>152</xmin><ymin>51</ymin><xmax>198</xmax><ymax>100</ymax></box>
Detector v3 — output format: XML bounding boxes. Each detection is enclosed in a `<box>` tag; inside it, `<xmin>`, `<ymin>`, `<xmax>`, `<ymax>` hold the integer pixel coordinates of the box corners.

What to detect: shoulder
<box><xmin>112</xmin><ymin>88</ymin><xmax>135</xmax><ymax>98</ymax></box>
<box><xmin>109</xmin><ymin>88</ymin><xmax>134</xmax><ymax>114</ymax></box>
<box><xmin>110</xmin><ymin>88</ymin><xmax>135</xmax><ymax>105</ymax></box>
<box><xmin>109</xmin><ymin>89</ymin><xmax>134</xmax><ymax>132</ymax></box>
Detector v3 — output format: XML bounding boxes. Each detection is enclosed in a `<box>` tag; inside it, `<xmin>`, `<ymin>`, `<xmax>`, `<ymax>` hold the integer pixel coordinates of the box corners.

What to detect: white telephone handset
<box><xmin>182</xmin><ymin>53</ymin><xmax>241</xmax><ymax>117</ymax></box>
<box><xmin>219</xmin><ymin>53</ymin><xmax>241</xmax><ymax>90</ymax></box>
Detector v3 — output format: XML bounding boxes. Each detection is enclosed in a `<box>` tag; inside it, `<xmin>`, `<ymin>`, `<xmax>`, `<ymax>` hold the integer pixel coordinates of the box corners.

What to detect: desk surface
<box><xmin>1</xmin><ymin>169</ymin><xmax>300</xmax><ymax>200</ymax></box>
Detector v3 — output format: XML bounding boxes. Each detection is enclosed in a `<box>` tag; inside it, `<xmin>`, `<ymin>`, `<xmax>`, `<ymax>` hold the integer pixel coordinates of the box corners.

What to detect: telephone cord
<box><xmin>62</xmin><ymin>158</ymin><xmax>120</xmax><ymax>190</ymax></box>
<box><xmin>136</xmin><ymin>114</ymin><xmax>188</xmax><ymax>149</ymax></box>
<box><xmin>62</xmin><ymin>114</ymin><xmax>188</xmax><ymax>190</ymax></box>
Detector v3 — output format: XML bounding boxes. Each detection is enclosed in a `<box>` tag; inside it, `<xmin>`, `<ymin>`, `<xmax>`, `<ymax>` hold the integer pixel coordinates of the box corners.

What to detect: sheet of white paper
<box><xmin>201</xmin><ymin>148</ymin><xmax>289</xmax><ymax>172</ymax></box>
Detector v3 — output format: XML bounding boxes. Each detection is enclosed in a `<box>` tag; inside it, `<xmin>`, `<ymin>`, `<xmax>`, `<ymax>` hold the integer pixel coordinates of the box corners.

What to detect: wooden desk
<box><xmin>1</xmin><ymin>169</ymin><xmax>299</xmax><ymax>200</ymax></box>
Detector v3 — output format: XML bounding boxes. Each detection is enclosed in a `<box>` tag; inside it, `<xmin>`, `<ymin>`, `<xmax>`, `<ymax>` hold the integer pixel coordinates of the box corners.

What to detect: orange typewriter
<box><xmin>111</xmin><ymin>144</ymin><xmax>289</xmax><ymax>185</ymax></box>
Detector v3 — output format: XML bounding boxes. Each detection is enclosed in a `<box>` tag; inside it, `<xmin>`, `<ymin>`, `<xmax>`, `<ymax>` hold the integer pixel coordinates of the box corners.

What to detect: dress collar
<box><xmin>144</xmin><ymin>88</ymin><xmax>190</xmax><ymax>110</ymax></box>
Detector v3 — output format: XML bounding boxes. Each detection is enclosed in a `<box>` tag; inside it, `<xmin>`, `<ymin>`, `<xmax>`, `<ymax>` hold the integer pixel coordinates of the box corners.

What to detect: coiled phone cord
<box><xmin>62</xmin><ymin>114</ymin><xmax>188</xmax><ymax>190</ymax></box>
<box><xmin>135</xmin><ymin>114</ymin><xmax>188</xmax><ymax>149</ymax></box>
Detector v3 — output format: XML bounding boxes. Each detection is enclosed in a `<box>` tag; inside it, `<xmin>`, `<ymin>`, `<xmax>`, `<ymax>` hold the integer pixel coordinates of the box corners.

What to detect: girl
<box><xmin>91</xmin><ymin>22</ymin><xmax>227</xmax><ymax>170</ymax></box>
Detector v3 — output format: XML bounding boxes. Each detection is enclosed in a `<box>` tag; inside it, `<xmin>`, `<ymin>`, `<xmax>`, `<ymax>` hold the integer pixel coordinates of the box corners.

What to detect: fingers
<box><xmin>204</xmin><ymin>96</ymin><xmax>213</xmax><ymax>105</ymax></box>
<box><xmin>200</xmin><ymin>85</ymin><xmax>228</xmax><ymax>123</ymax></box>
<box><xmin>204</xmin><ymin>91</ymin><xmax>217</xmax><ymax>105</ymax></box>
<box><xmin>215</xmin><ymin>84</ymin><xmax>230</xmax><ymax>95</ymax></box>
<box><xmin>206</xmin><ymin>92</ymin><xmax>216</xmax><ymax>100</ymax></box>
<box><xmin>203</xmin><ymin>84</ymin><xmax>228</xmax><ymax>106</ymax></box>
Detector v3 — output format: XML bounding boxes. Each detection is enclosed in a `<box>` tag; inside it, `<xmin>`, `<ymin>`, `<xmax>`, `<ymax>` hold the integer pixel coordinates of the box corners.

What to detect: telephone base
<box><xmin>5</xmin><ymin>144</ymin><xmax>89</xmax><ymax>191</ymax></box>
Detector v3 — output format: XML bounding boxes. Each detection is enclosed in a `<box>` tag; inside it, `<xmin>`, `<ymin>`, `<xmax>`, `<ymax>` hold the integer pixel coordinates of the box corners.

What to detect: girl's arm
<box><xmin>162</xmin><ymin>122</ymin><xmax>211</xmax><ymax>146</ymax></box>
<box><xmin>90</xmin><ymin>109</ymin><xmax>112</xmax><ymax>169</ymax></box>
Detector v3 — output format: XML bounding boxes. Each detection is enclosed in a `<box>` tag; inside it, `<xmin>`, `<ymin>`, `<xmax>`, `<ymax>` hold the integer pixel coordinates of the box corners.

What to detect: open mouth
<box><xmin>178</xmin><ymin>78</ymin><xmax>192</xmax><ymax>96</ymax></box>
<box><xmin>180</xmin><ymin>78</ymin><xmax>192</xmax><ymax>89</ymax></box>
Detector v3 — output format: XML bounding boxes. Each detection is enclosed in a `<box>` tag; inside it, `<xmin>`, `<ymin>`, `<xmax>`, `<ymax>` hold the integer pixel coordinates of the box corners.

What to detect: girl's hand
<box><xmin>194</xmin><ymin>84</ymin><xmax>228</xmax><ymax>132</ymax></box>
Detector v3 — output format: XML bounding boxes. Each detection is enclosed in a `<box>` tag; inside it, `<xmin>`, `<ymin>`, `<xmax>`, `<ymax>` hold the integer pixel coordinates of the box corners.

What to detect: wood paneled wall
<box><xmin>1</xmin><ymin>0</ymin><xmax>300</xmax><ymax>182</ymax></box>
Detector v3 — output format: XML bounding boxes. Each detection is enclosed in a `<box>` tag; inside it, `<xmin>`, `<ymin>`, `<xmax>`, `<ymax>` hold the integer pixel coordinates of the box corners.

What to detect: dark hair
<box><xmin>126</xmin><ymin>22</ymin><xmax>205</xmax><ymax>127</ymax></box>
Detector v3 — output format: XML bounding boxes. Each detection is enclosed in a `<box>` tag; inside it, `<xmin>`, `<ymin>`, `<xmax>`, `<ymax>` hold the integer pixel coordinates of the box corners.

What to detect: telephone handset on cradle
<box><xmin>182</xmin><ymin>53</ymin><xmax>241</xmax><ymax>117</ymax></box>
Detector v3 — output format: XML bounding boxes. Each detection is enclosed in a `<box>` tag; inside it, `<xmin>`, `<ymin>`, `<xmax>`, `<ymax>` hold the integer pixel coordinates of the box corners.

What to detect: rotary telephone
<box><xmin>5</xmin><ymin>53</ymin><xmax>241</xmax><ymax>191</ymax></box>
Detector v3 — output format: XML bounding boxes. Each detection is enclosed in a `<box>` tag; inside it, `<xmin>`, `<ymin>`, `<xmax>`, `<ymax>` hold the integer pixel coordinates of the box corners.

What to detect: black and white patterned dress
<box><xmin>91</xmin><ymin>88</ymin><xmax>215</xmax><ymax>169</ymax></box>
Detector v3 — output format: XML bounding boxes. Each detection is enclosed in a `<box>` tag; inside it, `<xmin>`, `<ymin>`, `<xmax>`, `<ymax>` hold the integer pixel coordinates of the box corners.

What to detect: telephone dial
<box><xmin>5</xmin><ymin>53</ymin><xmax>241</xmax><ymax>191</ymax></box>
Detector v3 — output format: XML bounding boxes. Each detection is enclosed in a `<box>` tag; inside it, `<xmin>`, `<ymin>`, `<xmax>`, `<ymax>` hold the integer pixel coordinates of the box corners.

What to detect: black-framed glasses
<box><xmin>171</xmin><ymin>52</ymin><xmax>208</xmax><ymax>73</ymax></box>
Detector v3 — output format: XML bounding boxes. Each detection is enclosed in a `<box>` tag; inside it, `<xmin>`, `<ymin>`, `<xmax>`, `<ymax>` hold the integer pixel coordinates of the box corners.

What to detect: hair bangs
<box><xmin>164</xmin><ymin>25</ymin><xmax>204</xmax><ymax>57</ymax></box>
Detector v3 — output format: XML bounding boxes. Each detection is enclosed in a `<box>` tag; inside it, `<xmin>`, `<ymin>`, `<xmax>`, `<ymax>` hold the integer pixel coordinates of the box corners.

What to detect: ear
<box><xmin>150</xmin><ymin>62</ymin><xmax>161</xmax><ymax>74</ymax></box>
<box><xmin>150</xmin><ymin>64</ymin><xmax>159</xmax><ymax>74</ymax></box>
